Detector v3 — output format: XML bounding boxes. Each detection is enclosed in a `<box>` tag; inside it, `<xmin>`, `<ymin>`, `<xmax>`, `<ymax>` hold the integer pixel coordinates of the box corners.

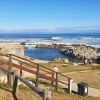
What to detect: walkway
<box><xmin>60</xmin><ymin>81</ymin><xmax>100</xmax><ymax>97</ymax></box>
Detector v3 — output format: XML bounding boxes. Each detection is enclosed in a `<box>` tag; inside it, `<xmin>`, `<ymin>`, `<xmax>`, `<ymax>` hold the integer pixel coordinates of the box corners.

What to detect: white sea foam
<box><xmin>0</xmin><ymin>37</ymin><xmax>100</xmax><ymax>48</ymax></box>
<box><xmin>51</xmin><ymin>37</ymin><xmax>63</xmax><ymax>41</ymax></box>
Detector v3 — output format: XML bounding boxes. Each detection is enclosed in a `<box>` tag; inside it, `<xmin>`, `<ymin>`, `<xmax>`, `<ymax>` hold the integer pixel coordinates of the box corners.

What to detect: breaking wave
<box><xmin>0</xmin><ymin>33</ymin><xmax>100</xmax><ymax>48</ymax></box>
<box><xmin>50</xmin><ymin>37</ymin><xmax>64</xmax><ymax>41</ymax></box>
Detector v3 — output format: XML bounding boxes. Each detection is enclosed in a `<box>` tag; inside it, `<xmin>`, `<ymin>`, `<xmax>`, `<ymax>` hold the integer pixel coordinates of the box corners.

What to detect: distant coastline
<box><xmin>0</xmin><ymin>33</ymin><xmax>100</xmax><ymax>63</ymax></box>
<box><xmin>0</xmin><ymin>33</ymin><xmax>100</xmax><ymax>48</ymax></box>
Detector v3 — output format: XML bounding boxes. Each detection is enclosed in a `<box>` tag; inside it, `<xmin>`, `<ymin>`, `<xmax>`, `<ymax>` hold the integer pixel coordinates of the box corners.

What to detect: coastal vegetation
<box><xmin>0</xmin><ymin>44</ymin><xmax>100</xmax><ymax>99</ymax></box>
<box><xmin>0</xmin><ymin>0</ymin><xmax>100</xmax><ymax>99</ymax></box>
<box><xmin>39</xmin><ymin>62</ymin><xmax>100</xmax><ymax>89</ymax></box>
<box><xmin>0</xmin><ymin>83</ymin><xmax>100</xmax><ymax>100</ymax></box>
<box><xmin>39</xmin><ymin>62</ymin><xmax>91</xmax><ymax>73</ymax></box>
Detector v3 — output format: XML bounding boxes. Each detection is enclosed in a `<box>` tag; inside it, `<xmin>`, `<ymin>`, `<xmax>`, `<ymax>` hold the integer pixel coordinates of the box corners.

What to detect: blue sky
<box><xmin>0</xmin><ymin>0</ymin><xmax>100</xmax><ymax>32</ymax></box>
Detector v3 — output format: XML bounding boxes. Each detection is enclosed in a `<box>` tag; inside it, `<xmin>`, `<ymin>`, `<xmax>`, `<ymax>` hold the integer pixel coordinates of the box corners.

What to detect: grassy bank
<box><xmin>0</xmin><ymin>83</ymin><xmax>100</xmax><ymax>100</ymax></box>
<box><xmin>39</xmin><ymin>62</ymin><xmax>92</xmax><ymax>73</ymax></box>
<box><xmin>39</xmin><ymin>62</ymin><xmax>100</xmax><ymax>89</ymax></box>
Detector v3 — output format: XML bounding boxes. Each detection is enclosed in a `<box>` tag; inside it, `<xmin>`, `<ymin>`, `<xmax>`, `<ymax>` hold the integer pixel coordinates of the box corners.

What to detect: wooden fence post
<box><xmin>8</xmin><ymin>54</ymin><xmax>12</xmax><ymax>85</ymax></box>
<box><xmin>13</xmin><ymin>75</ymin><xmax>19</xmax><ymax>95</ymax></box>
<box><xmin>55</xmin><ymin>72</ymin><xmax>58</xmax><ymax>91</ymax></box>
<box><xmin>68</xmin><ymin>78</ymin><xmax>73</xmax><ymax>93</ymax></box>
<box><xmin>35</xmin><ymin>64</ymin><xmax>39</xmax><ymax>87</ymax></box>
<box><xmin>51</xmin><ymin>71</ymin><xmax>54</xmax><ymax>85</ymax></box>
<box><xmin>43</xmin><ymin>88</ymin><xmax>51</xmax><ymax>100</ymax></box>
<box><xmin>20</xmin><ymin>62</ymin><xmax>23</xmax><ymax>77</ymax></box>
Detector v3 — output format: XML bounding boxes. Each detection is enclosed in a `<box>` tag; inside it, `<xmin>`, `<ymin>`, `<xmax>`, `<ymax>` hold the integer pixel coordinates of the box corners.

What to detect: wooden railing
<box><xmin>0</xmin><ymin>67</ymin><xmax>51</xmax><ymax>100</ymax></box>
<box><xmin>0</xmin><ymin>53</ymin><xmax>73</xmax><ymax>93</ymax></box>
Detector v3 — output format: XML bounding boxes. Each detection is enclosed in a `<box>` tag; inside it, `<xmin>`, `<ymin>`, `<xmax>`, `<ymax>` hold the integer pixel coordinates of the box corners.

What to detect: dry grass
<box><xmin>21</xmin><ymin>62</ymin><xmax>100</xmax><ymax>91</ymax></box>
<box><xmin>0</xmin><ymin>58</ymin><xmax>100</xmax><ymax>99</ymax></box>
<box><xmin>0</xmin><ymin>84</ymin><xmax>42</xmax><ymax>100</ymax></box>
<box><xmin>38</xmin><ymin>62</ymin><xmax>100</xmax><ymax>89</ymax></box>
<box><xmin>39</xmin><ymin>62</ymin><xmax>91</xmax><ymax>73</ymax></box>
<box><xmin>52</xmin><ymin>92</ymin><xmax>100</xmax><ymax>100</ymax></box>
<box><xmin>66</xmin><ymin>70</ymin><xmax>100</xmax><ymax>89</ymax></box>
<box><xmin>0</xmin><ymin>83</ymin><xmax>100</xmax><ymax>100</ymax></box>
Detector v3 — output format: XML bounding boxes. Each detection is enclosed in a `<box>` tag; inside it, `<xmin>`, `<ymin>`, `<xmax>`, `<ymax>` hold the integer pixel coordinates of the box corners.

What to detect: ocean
<box><xmin>0</xmin><ymin>33</ymin><xmax>100</xmax><ymax>61</ymax></box>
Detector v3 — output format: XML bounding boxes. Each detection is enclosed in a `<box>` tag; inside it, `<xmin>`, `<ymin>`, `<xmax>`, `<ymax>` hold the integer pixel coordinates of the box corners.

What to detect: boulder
<box><xmin>36</xmin><ymin>44</ymin><xmax>48</xmax><ymax>48</ymax></box>
<box><xmin>59</xmin><ymin>45</ymin><xmax>99</xmax><ymax>61</ymax></box>
<box><xmin>54</xmin><ymin>58</ymin><xmax>69</xmax><ymax>63</ymax></box>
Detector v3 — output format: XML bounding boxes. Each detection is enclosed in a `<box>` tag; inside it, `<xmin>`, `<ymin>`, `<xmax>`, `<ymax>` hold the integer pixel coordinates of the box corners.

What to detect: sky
<box><xmin>0</xmin><ymin>0</ymin><xmax>100</xmax><ymax>33</ymax></box>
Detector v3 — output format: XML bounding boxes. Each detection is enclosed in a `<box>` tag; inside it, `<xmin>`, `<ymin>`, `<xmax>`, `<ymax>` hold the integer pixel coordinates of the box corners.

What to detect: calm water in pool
<box><xmin>25</xmin><ymin>47</ymin><xmax>66</xmax><ymax>61</ymax></box>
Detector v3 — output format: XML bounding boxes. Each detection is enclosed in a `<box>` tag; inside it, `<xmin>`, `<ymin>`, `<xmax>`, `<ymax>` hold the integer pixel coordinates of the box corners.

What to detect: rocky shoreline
<box><xmin>36</xmin><ymin>43</ymin><xmax>100</xmax><ymax>63</ymax></box>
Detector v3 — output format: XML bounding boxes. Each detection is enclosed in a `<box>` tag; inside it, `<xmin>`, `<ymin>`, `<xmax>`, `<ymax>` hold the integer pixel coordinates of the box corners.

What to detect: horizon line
<box><xmin>0</xmin><ymin>26</ymin><xmax>100</xmax><ymax>33</ymax></box>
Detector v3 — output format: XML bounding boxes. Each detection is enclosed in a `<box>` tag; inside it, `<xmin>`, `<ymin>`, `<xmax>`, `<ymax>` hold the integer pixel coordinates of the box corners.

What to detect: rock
<box><xmin>64</xmin><ymin>58</ymin><xmax>69</xmax><ymax>63</ymax></box>
<box><xmin>59</xmin><ymin>45</ymin><xmax>99</xmax><ymax>61</ymax></box>
<box><xmin>36</xmin><ymin>43</ymin><xmax>100</xmax><ymax>63</ymax></box>
<box><xmin>54</xmin><ymin>58</ymin><xmax>69</xmax><ymax>63</ymax></box>
<box><xmin>96</xmin><ymin>57</ymin><xmax>100</xmax><ymax>64</ymax></box>
<box><xmin>20</xmin><ymin>42</ymin><xmax>26</xmax><ymax>45</ymax></box>
<box><xmin>36</xmin><ymin>43</ymin><xmax>48</xmax><ymax>48</ymax></box>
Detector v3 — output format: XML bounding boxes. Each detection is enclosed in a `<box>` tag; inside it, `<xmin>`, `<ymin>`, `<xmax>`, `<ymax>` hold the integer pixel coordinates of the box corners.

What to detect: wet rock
<box><xmin>36</xmin><ymin>43</ymin><xmax>100</xmax><ymax>62</ymax></box>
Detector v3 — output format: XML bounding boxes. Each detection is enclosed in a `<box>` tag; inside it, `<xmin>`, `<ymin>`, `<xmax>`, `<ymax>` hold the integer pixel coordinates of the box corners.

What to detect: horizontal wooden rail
<box><xmin>0</xmin><ymin>67</ymin><xmax>46</xmax><ymax>99</ymax></box>
<box><xmin>58</xmin><ymin>72</ymin><xmax>70</xmax><ymax>79</ymax></box>
<box><xmin>0</xmin><ymin>53</ymin><xmax>71</xmax><ymax>87</ymax></box>
<box><xmin>11</xmin><ymin>54</ymin><xmax>37</xmax><ymax>66</ymax></box>
<box><xmin>13</xmin><ymin>74</ymin><xmax>43</xmax><ymax>97</ymax></box>
<box><xmin>40</xmin><ymin>68</ymin><xmax>52</xmax><ymax>74</ymax></box>
<box><xmin>0</xmin><ymin>61</ymin><xmax>8</xmax><ymax>65</ymax></box>
<box><xmin>0</xmin><ymin>67</ymin><xmax>13</xmax><ymax>75</ymax></box>
<box><xmin>58</xmin><ymin>80</ymin><xmax>68</xmax><ymax>85</ymax></box>
<box><xmin>0</xmin><ymin>53</ymin><xmax>9</xmax><ymax>57</ymax></box>
<box><xmin>0</xmin><ymin>53</ymin><xmax>70</xmax><ymax>79</ymax></box>
<box><xmin>0</xmin><ymin>61</ymin><xmax>5</xmax><ymax>65</ymax></box>
<box><xmin>0</xmin><ymin>60</ymin><xmax>54</xmax><ymax>81</ymax></box>
<box><xmin>11</xmin><ymin>54</ymin><xmax>53</xmax><ymax>72</ymax></box>
<box><xmin>0</xmin><ymin>67</ymin><xmax>68</xmax><ymax>85</ymax></box>
<box><xmin>12</xmin><ymin>54</ymin><xmax>54</xmax><ymax>75</ymax></box>
<box><xmin>12</xmin><ymin>57</ymin><xmax>37</xmax><ymax>68</ymax></box>
<box><xmin>0</xmin><ymin>52</ymin><xmax>73</xmax><ymax>95</ymax></box>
